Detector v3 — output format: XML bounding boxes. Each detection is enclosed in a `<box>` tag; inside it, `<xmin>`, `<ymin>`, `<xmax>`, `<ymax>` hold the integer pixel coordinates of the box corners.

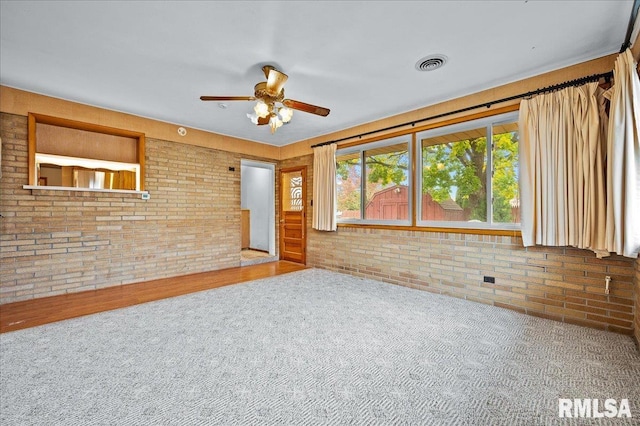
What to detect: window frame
<box><xmin>28</xmin><ymin>113</ymin><xmax>146</xmax><ymax>192</ymax></box>
<box><xmin>416</xmin><ymin>111</ymin><xmax>520</xmax><ymax>230</ymax></box>
<box><xmin>336</xmin><ymin>135</ymin><xmax>412</xmax><ymax>226</ymax></box>
<box><xmin>334</xmin><ymin>109</ymin><xmax>520</xmax><ymax>233</ymax></box>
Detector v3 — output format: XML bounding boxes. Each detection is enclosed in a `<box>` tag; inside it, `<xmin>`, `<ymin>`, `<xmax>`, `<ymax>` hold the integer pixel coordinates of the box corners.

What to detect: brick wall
<box><xmin>309</xmin><ymin>228</ymin><xmax>636</xmax><ymax>334</ymax></box>
<box><xmin>3</xmin><ymin>112</ymin><xmax>638</xmax><ymax>338</ymax></box>
<box><xmin>1</xmin><ymin>113</ymin><xmax>244</xmax><ymax>303</ymax></box>
<box><xmin>282</xmin><ymin>154</ymin><xmax>637</xmax><ymax>335</ymax></box>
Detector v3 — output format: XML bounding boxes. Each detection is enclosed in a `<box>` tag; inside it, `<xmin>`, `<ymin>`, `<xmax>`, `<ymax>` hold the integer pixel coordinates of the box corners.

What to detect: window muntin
<box><xmin>336</xmin><ymin>137</ymin><xmax>411</xmax><ymax>224</ymax></box>
<box><xmin>417</xmin><ymin>112</ymin><xmax>519</xmax><ymax>229</ymax></box>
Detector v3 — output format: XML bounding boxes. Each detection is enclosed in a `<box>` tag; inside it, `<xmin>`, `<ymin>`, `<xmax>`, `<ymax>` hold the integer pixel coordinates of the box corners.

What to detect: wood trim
<box><xmin>29</xmin><ymin>113</ymin><xmax>146</xmax><ymax>138</ymax></box>
<box><xmin>411</xmin><ymin>132</ymin><xmax>417</xmax><ymax>227</ymax></box>
<box><xmin>28</xmin><ymin>112</ymin><xmax>146</xmax><ymax>191</ymax></box>
<box><xmin>0</xmin><ymin>261</ymin><xmax>307</xmax><ymax>333</ymax></box>
<box><xmin>138</xmin><ymin>134</ymin><xmax>146</xmax><ymax>191</ymax></box>
<box><xmin>301</xmin><ymin>166</ymin><xmax>307</xmax><ymax>262</ymax></box>
<box><xmin>2</xmin><ymin>86</ymin><xmax>281</xmax><ymax>160</ymax></box>
<box><xmin>336</xmin><ymin>104</ymin><xmax>520</xmax><ymax>151</ymax></box>
<box><xmin>27</xmin><ymin>112</ymin><xmax>37</xmax><ymax>186</ymax></box>
<box><xmin>337</xmin><ymin>222</ymin><xmax>521</xmax><ymax>237</ymax></box>
<box><xmin>279</xmin><ymin>166</ymin><xmax>308</xmax><ymax>174</ymax></box>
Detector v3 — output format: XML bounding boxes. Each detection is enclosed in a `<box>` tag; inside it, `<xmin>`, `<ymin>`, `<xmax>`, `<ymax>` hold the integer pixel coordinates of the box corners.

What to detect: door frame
<box><xmin>279</xmin><ymin>166</ymin><xmax>307</xmax><ymax>264</ymax></box>
<box><xmin>241</xmin><ymin>159</ymin><xmax>276</xmax><ymax>256</ymax></box>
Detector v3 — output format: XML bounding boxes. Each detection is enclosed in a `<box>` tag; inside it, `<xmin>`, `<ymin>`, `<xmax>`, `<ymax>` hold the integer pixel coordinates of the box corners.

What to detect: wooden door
<box><xmin>279</xmin><ymin>167</ymin><xmax>306</xmax><ymax>264</ymax></box>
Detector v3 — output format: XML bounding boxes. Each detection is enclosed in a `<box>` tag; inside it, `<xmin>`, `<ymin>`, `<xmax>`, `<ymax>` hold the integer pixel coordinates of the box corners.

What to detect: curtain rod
<box><xmin>311</xmin><ymin>71</ymin><xmax>613</xmax><ymax>149</ymax></box>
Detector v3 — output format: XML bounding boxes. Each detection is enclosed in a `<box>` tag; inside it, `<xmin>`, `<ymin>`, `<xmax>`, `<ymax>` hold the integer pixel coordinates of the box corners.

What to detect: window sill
<box><xmin>23</xmin><ymin>185</ymin><xmax>149</xmax><ymax>196</ymax></box>
<box><xmin>336</xmin><ymin>222</ymin><xmax>521</xmax><ymax>237</ymax></box>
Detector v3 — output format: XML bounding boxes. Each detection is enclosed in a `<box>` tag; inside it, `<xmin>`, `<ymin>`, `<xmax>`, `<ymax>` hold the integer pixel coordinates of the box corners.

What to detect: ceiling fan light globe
<box><xmin>279</xmin><ymin>106</ymin><xmax>293</xmax><ymax>123</ymax></box>
<box><xmin>254</xmin><ymin>101</ymin><xmax>270</xmax><ymax>118</ymax></box>
<box><xmin>269</xmin><ymin>116</ymin><xmax>283</xmax><ymax>127</ymax></box>
<box><xmin>269</xmin><ymin>116</ymin><xmax>283</xmax><ymax>133</ymax></box>
<box><xmin>246</xmin><ymin>113</ymin><xmax>259</xmax><ymax>125</ymax></box>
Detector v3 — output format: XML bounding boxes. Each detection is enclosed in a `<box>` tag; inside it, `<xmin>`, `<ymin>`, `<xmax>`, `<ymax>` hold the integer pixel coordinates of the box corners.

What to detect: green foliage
<box><xmin>423</xmin><ymin>137</ymin><xmax>487</xmax><ymax>220</ymax></box>
<box><xmin>337</xmin><ymin>151</ymin><xmax>408</xmax><ymax>185</ymax></box>
<box><xmin>365</xmin><ymin>152</ymin><xmax>408</xmax><ymax>186</ymax></box>
<box><xmin>336</xmin><ymin>129</ymin><xmax>519</xmax><ymax>223</ymax></box>
<box><xmin>421</xmin><ymin>130</ymin><xmax>518</xmax><ymax>222</ymax></box>
<box><xmin>336</xmin><ymin>159</ymin><xmax>355</xmax><ymax>181</ymax></box>
<box><xmin>491</xmin><ymin>131</ymin><xmax>519</xmax><ymax>222</ymax></box>
<box><xmin>336</xmin><ymin>149</ymin><xmax>409</xmax><ymax>210</ymax></box>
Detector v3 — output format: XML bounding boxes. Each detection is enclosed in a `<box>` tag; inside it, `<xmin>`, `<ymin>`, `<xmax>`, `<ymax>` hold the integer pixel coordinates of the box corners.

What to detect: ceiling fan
<box><xmin>200</xmin><ymin>65</ymin><xmax>330</xmax><ymax>134</ymax></box>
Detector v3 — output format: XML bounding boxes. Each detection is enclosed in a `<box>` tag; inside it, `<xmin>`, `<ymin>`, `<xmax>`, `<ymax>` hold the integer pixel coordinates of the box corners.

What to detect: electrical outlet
<box><xmin>483</xmin><ymin>276</ymin><xmax>495</xmax><ymax>283</ymax></box>
<box><xmin>141</xmin><ymin>193</ymin><xmax>150</xmax><ymax>200</ymax></box>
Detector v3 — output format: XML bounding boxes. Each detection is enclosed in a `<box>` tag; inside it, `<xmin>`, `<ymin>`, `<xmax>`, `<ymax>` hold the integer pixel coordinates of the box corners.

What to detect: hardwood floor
<box><xmin>0</xmin><ymin>261</ymin><xmax>306</xmax><ymax>333</ymax></box>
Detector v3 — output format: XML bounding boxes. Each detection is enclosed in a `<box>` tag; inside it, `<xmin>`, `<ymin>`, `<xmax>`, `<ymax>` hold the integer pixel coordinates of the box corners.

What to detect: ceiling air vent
<box><xmin>415</xmin><ymin>54</ymin><xmax>447</xmax><ymax>72</ymax></box>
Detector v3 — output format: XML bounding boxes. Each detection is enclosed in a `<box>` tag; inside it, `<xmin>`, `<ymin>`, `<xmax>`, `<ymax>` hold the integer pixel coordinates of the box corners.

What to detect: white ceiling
<box><xmin>0</xmin><ymin>1</ymin><xmax>633</xmax><ymax>146</ymax></box>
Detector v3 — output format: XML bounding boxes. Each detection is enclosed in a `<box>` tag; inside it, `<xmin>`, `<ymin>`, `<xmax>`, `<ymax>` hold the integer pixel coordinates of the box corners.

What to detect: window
<box><xmin>336</xmin><ymin>151</ymin><xmax>361</xmax><ymax>219</ymax></box>
<box><xmin>417</xmin><ymin>112</ymin><xmax>519</xmax><ymax>229</ymax></box>
<box><xmin>336</xmin><ymin>136</ymin><xmax>411</xmax><ymax>224</ymax></box>
<box><xmin>335</xmin><ymin>111</ymin><xmax>519</xmax><ymax>231</ymax></box>
<box><xmin>28</xmin><ymin>113</ymin><xmax>145</xmax><ymax>192</ymax></box>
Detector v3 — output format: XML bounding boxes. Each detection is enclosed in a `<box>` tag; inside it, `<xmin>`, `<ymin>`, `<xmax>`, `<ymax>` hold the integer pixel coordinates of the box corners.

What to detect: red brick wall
<box><xmin>1</xmin><ymin>113</ymin><xmax>244</xmax><ymax>303</ymax></box>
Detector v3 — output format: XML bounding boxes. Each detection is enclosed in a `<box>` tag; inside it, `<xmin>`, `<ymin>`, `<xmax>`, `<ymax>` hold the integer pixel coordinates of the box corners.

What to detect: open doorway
<box><xmin>240</xmin><ymin>160</ymin><xmax>277</xmax><ymax>266</ymax></box>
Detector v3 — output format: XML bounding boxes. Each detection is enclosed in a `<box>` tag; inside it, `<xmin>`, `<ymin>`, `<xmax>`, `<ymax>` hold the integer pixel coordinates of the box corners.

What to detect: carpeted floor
<box><xmin>1</xmin><ymin>268</ymin><xmax>639</xmax><ymax>425</ymax></box>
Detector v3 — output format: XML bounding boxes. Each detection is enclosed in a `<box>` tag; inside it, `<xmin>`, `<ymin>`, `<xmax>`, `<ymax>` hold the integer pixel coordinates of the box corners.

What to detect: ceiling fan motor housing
<box><xmin>254</xmin><ymin>82</ymin><xmax>285</xmax><ymax>104</ymax></box>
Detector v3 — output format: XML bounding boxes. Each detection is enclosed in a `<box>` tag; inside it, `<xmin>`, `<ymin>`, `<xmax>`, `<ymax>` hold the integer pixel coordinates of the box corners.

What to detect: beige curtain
<box><xmin>605</xmin><ymin>49</ymin><xmax>640</xmax><ymax>258</ymax></box>
<box><xmin>519</xmin><ymin>82</ymin><xmax>608</xmax><ymax>254</ymax></box>
<box><xmin>312</xmin><ymin>143</ymin><xmax>337</xmax><ymax>231</ymax></box>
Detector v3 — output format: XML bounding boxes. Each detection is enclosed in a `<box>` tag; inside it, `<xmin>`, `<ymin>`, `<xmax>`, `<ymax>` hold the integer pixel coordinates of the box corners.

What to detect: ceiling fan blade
<box><xmin>257</xmin><ymin>115</ymin><xmax>270</xmax><ymax>125</ymax></box>
<box><xmin>283</xmin><ymin>99</ymin><xmax>330</xmax><ymax>116</ymax></box>
<box><xmin>200</xmin><ymin>96</ymin><xmax>254</xmax><ymax>101</ymax></box>
<box><xmin>264</xmin><ymin>66</ymin><xmax>288</xmax><ymax>97</ymax></box>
